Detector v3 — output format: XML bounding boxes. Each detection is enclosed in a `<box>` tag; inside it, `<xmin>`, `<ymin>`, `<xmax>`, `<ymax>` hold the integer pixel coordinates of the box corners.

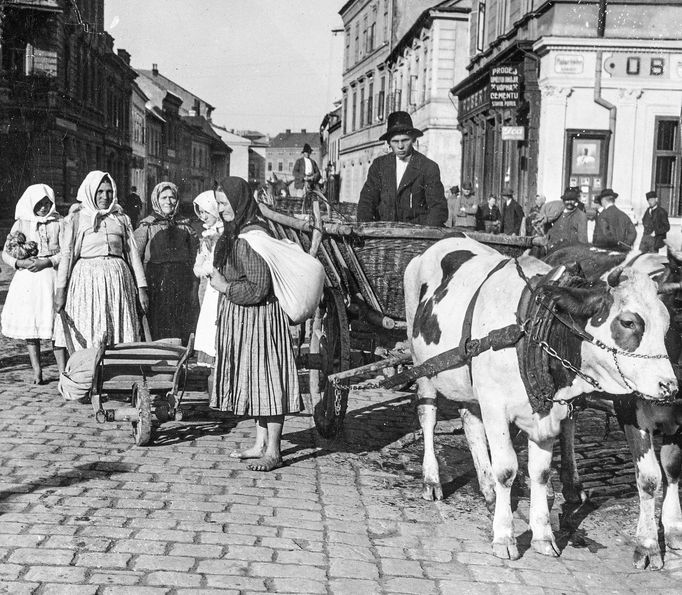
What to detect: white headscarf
<box><xmin>77</xmin><ymin>170</ymin><xmax>121</xmax><ymax>231</ymax></box>
<box><xmin>15</xmin><ymin>184</ymin><xmax>58</xmax><ymax>228</ymax></box>
<box><xmin>193</xmin><ymin>190</ymin><xmax>223</xmax><ymax>237</ymax></box>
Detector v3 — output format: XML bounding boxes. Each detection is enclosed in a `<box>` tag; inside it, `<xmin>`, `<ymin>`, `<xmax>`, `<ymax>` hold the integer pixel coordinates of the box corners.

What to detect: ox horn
<box><xmin>607</xmin><ymin>266</ymin><xmax>625</xmax><ymax>288</ymax></box>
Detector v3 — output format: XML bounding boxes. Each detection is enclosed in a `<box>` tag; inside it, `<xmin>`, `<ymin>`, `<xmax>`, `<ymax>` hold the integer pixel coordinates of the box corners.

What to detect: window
<box><xmin>362</xmin><ymin>17</ymin><xmax>367</xmax><ymax>58</ymax></box>
<box><xmin>342</xmin><ymin>95</ymin><xmax>348</xmax><ymax>134</ymax></box>
<box><xmin>345</xmin><ymin>28</ymin><xmax>350</xmax><ymax>69</ymax></box>
<box><xmin>409</xmin><ymin>74</ymin><xmax>418</xmax><ymax>107</ymax></box>
<box><xmin>278</xmin><ymin>161</ymin><xmax>283</xmax><ymax>172</ymax></box>
<box><xmin>422</xmin><ymin>47</ymin><xmax>429</xmax><ymax>103</ymax></box>
<box><xmin>359</xmin><ymin>87</ymin><xmax>365</xmax><ymax>128</ymax></box>
<box><xmin>289</xmin><ymin>161</ymin><xmax>294</xmax><ymax>171</ymax></box>
<box><xmin>268</xmin><ymin>162</ymin><xmax>273</xmax><ymax>171</ymax></box>
<box><xmin>367</xmin><ymin>82</ymin><xmax>374</xmax><ymax>126</ymax></box>
<box><xmin>652</xmin><ymin>117</ymin><xmax>682</xmax><ymax>215</ymax></box>
<box><xmin>377</xmin><ymin>77</ymin><xmax>385</xmax><ymax>121</ymax></box>
<box><xmin>352</xmin><ymin>92</ymin><xmax>357</xmax><ymax>131</ymax></box>
<box><xmin>367</xmin><ymin>22</ymin><xmax>375</xmax><ymax>53</ymax></box>
<box><xmin>383</xmin><ymin>0</ymin><xmax>389</xmax><ymax>44</ymax></box>
<box><xmin>476</xmin><ymin>2</ymin><xmax>486</xmax><ymax>53</ymax></box>
<box><xmin>354</xmin><ymin>23</ymin><xmax>359</xmax><ymax>63</ymax></box>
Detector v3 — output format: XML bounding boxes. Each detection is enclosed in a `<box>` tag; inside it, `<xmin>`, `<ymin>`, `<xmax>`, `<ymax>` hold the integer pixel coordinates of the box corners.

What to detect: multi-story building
<box><xmin>236</xmin><ymin>130</ymin><xmax>269</xmax><ymax>188</ymax></box>
<box><xmin>320</xmin><ymin>103</ymin><xmax>343</xmax><ymax>200</ymax></box>
<box><xmin>212</xmin><ymin>125</ymin><xmax>251</xmax><ymax>180</ymax></box>
<box><xmin>0</xmin><ymin>0</ymin><xmax>136</xmax><ymax>214</ymax></box>
<box><xmin>130</xmin><ymin>80</ymin><xmax>147</xmax><ymax>208</ymax></box>
<box><xmin>267</xmin><ymin>129</ymin><xmax>321</xmax><ymax>185</ymax></box>
<box><xmin>452</xmin><ymin>0</ymin><xmax>682</xmax><ymax>226</ymax></box>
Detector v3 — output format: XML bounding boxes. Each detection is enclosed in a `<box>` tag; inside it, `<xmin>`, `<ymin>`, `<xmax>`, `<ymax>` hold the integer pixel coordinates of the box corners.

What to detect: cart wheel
<box><xmin>131</xmin><ymin>382</ymin><xmax>152</xmax><ymax>446</ymax></box>
<box><xmin>308</xmin><ymin>288</ymin><xmax>350</xmax><ymax>438</ymax></box>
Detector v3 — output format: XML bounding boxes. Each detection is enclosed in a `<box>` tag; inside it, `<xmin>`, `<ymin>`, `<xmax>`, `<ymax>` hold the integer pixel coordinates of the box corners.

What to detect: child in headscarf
<box><xmin>54</xmin><ymin>171</ymin><xmax>148</xmax><ymax>351</ymax></box>
<box><xmin>1</xmin><ymin>184</ymin><xmax>66</xmax><ymax>383</ymax></box>
<box><xmin>134</xmin><ymin>182</ymin><xmax>199</xmax><ymax>343</ymax></box>
<box><xmin>210</xmin><ymin>177</ymin><xmax>301</xmax><ymax>472</ymax></box>
<box><xmin>192</xmin><ymin>189</ymin><xmax>223</xmax><ymax>364</ymax></box>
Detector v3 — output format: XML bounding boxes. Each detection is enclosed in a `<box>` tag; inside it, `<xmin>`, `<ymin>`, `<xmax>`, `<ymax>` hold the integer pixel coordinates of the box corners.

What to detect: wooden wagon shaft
<box><xmin>327</xmin><ymin>352</ymin><xmax>413</xmax><ymax>385</ymax></box>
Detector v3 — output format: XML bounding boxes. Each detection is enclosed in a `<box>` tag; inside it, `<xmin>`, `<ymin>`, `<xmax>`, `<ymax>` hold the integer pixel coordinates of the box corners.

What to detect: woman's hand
<box><xmin>138</xmin><ymin>287</ymin><xmax>149</xmax><ymax>313</ymax></box>
<box><xmin>27</xmin><ymin>258</ymin><xmax>51</xmax><ymax>273</ymax></box>
<box><xmin>209</xmin><ymin>269</ymin><xmax>229</xmax><ymax>294</ymax></box>
<box><xmin>54</xmin><ymin>288</ymin><xmax>66</xmax><ymax>313</ymax></box>
<box><xmin>15</xmin><ymin>258</ymin><xmax>34</xmax><ymax>270</ymax></box>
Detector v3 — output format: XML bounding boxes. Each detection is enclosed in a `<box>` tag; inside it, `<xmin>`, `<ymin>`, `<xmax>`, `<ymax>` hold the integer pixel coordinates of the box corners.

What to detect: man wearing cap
<box><xmin>292</xmin><ymin>143</ymin><xmax>321</xmax><ymax>198</ymax></box>
<box><xmin>639</xmin><ymin>190</ymin><xmax>670</xmax><ymax>253</ymax></box>
<box><xmin>452</xmin><ymin>182</ymin><xmax>478</xmax><ymax>229</ymax></box>
<box><xmin>546</xmin><ymin>187</ymin><xmax>588</xmax><ymax>253</ymax></box>
<box><xmin>499</xmin><ymin>186</ymin><xmax>524</xmax><ymax>235</ymax></box>
<box><xmin>592</xmin><ymin>188</ymin><xmax>636</xmax><ymax>251</ymax></box>
<box><xmin>357</xmin><ymin>111</ymin><xmax>447</xmax><ymax>226</ymax></box>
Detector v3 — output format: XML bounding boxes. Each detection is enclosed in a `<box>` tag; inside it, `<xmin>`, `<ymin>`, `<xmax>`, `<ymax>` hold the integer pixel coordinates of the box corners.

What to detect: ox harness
<box><xmin>378</xmin><ymin>258</ymin><xmax>670</xmax><ymax>415</ymax></box>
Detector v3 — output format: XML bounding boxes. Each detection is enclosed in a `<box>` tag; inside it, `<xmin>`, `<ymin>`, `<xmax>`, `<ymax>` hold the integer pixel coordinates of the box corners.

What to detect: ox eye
<box><xmin>620</xmin><ymin>319</ymin><xmax>635</xmax><ymax>329</ymax></box>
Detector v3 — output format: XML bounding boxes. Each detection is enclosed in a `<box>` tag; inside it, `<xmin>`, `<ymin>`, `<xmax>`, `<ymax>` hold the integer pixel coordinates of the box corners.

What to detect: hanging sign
<box><xmin>501</xmin><ymin>126</ymin><xmax>525</xmax><ymax>141</ymax></box>
<box><xmin>490</xmin><ymin>65</ymin><xmax>520</xmax><ymax>109</ymax></box>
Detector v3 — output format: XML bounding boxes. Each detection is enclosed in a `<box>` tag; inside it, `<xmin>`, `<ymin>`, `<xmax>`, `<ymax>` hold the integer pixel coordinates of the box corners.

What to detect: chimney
<box><xmin>117</xmin><ymin>49</ymin><xmax>131</xmax><ymax>65</ymax></box>
<box><xmin>285</xmin><ymin>128</ymin><xmax>291</xmax><ymax>134</ymax></box>
<box><xmin>152</xmin><ymin>63</ymin><xmax>159</xmax><ymax>75</ymax></box>
<box><xmin>301</xmin><ymin>128</ymin><xmax>306</xmax><ymax>133</ymax></box>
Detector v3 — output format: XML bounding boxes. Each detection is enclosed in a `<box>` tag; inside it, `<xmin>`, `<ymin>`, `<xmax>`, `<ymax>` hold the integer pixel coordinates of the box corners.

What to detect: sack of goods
<box><xmin>58</xmin><ymin>348</ymin><xmax>98</xmax><ymax>401</ymax></box>
<box><xmin>239</xmin><ymin>230</ymin><xmax>325</xmax><ymax>324</ymax></box>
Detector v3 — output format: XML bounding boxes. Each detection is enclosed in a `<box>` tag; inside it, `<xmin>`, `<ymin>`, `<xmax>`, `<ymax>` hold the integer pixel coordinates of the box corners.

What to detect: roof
<box><xmin>269</xmin><ymin>131</ymin><xmax>320</xmax><ymax>150</ymax></box>
<box><xmin>136</xmin><ymin>68</ymin><xmax>214</xmax><ymax>115</ymax></box>
<box><xmin>182</xmin><ymin>116</ymin><xmax>228</xmax><ymax>147</ymax></box>
<box><xmin>211</xmin><ymin>125</ymin><xmax>252</xmax><ymax>147</ymax></box>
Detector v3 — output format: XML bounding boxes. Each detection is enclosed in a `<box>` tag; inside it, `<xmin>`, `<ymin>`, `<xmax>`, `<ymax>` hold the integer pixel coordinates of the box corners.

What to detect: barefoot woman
<box><xmin>209</xmin><ymin>177</ymin><xmax>301</xmax><ymax>471</ymax></box>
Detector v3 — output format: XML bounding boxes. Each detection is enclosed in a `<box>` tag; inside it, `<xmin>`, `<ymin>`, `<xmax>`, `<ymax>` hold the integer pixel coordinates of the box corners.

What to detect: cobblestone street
<box><xmin>2</xmin><ymin>261</ymin><xmax>682</xmax><ymax>594</ymax></box>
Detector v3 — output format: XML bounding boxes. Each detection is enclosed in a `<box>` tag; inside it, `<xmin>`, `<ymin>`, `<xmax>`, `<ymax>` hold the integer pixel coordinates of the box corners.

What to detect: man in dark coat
<box><xmin>546</xmin><ymin>187</ymin><xmax>588</xmax><ymax>253</ymax></box>
<box><xmin>121</xmin><ymin>186</ymin><xmax>143</xmax><ymax>229</ymax></box>
<box><xmin>477</xmin><ymin>194</ymin><xmax>501</xmax><ymax>233</ymax></box>
<box><xmin>639</xmin><ymin>190</ymin><xmax>670</xmax><ymax>253</ymax></box>
<box><xmin>592</xmin><ymin>188</ymin><xmax>636</xmax><ymax>251</ymax></box>
<box><xmin>292</xmin><ymin>143</ymin><xmax>321</xmax><ymax>197</ymax></box>
<box><xmin>357</xmin><ymin>111</ymin><xmax>447</xmax><ymax>226</ymax></box>
<box><xmin>499</xmin><ymin>185</ymin><xmax>524</xmax><ymax>235</ymax></box>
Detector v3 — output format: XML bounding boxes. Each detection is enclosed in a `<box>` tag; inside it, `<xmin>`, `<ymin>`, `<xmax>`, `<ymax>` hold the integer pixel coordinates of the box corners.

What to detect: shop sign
<box><xmin>55</xmin><ymin>117</ymin><xmax>77</xmax><ymax>132</ymax></box>
<box><xmin>555</xmin><ymin>55</ymin><xmax>584</xmax><ymax>74</ymax></box>
<box><xmin>490</xmin><ymin>65</ymin><xmax>520</xmax><ymax>109</ymax></box>
<box><xmin>604</xmin><ymin>54</ymin><xmax>669</xmax><ymax>79</ymax></box>
<box><xmin>501</xmin><ymin>126</ymin><xmax>525</xmax><ymax>141</ymax></box>
<box><xmin>459</xmin><ymin>86</ymin><xmax>490</xmax><ymax>116</ymax></box>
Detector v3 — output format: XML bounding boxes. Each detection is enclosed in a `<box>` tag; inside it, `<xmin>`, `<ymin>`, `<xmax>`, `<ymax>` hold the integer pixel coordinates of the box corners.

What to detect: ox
<box><xmin>404</xmin><ymin>236</ymin><xmax>677</xmax><ymax>560</ymax></box>
<box><xmin>547</xmin><ymin>245</ymin><xmax>682</xmax><ymax>570</ymax></box>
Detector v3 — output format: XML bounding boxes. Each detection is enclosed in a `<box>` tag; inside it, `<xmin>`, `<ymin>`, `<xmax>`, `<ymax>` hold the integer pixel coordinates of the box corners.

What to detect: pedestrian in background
<box><xmin>639</xmin><ymin>190</ymin><xmax>670</xmax><ymax>253</ymax></box>
<box><xmin>1</xmin><ymin>184</ymin><xmax>66</xmax><ymax>383</ymax></box>
<box><xmin>526</xmin><ymin>193</ymin><xmax>546</xmax><ymax>235</ymax></box>
<box><xmin>592</xmin><ymin>188</ymin><xmax>636</xmax><ymax>252</ymax></box>
<box><xmin>121</xmin><ymin>186</ymin><xmax>143</xmax><ymax>229</ymax></box>
<box><xmin>546</xmin><ymin>187</ymin><xmax>588</xmax><ymax>253</ymax></box>
<box><xmin>292</xmin><ymin>143</ymin><xmax>321</xmax><ymax>198</ymax></box>
<box><xmin>477</xmin><ymin>194</ymin><xmax>501</xmax><ymax>233</ymax></box>
<box><xmin>500</xmin><ymin>186</ymin><xmax>524</xmax><ymax>236</ymax></box>
<box><xmin>54</xmin><ymin>171</ymin><xmax>148</xmax><ymax>351</ymax></box>
<box><xmin>453</xmin><ymin>182</ymin><xmax>478</xmax><ymax>229</ymax></box>
<box><xmin>134</xmin><ymin>182</ymin><xmax>199</xmax><ymax>344</ymax></box>
<box><xmin>209</xmin><ymin>177</ymin><xmax>301</xmax><ymax>472</ymax></box>
<box><xmin>445</xmin><ymin>185</ymin><xmax>459</xmax><ymax>227</ymax></box>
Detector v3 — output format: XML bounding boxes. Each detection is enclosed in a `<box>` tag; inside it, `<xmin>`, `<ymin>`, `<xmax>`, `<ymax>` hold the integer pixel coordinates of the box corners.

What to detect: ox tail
<box><xmin>403</xmin><ymin>256</ymin><xmax>422</xmax><ymax>352</ymax></box>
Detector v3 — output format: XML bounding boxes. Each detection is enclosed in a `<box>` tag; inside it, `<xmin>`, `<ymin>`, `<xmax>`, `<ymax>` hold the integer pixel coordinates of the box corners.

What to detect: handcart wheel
<box><xmin>308</xmin><ymin>288</ymin><xmax>351</xmax><ymax>438</ymax></box>
<box><xmin>131</xmin><ymin>383</ymin><xmax>152</xmax><ymax>446</ymax></box>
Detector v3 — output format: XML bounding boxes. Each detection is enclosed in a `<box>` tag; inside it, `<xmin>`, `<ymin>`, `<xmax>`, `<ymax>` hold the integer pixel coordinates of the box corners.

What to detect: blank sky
<box><xmin>105</xmin><ymin>0</ymin><xmax>344</xmax><ymax>135</ymax></box>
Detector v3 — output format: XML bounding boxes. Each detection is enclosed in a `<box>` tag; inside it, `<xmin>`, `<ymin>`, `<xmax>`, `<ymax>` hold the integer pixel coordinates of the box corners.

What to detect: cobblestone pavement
<box><xmin>1</xmin><ymin>261</ymin><xmax>682</xmax><ymax>593</ymax></box>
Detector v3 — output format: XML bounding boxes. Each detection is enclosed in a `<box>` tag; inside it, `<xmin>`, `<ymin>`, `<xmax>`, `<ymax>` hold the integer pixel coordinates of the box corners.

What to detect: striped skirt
<box><xmin>211</xmin><ymin>298</ymin><xmax>301</xmax><ymax>416</ymax></box>
<box><xmin>53</xmin><ymin>256</ymin><xmax>140</xmax><ymax>351</ymax></box>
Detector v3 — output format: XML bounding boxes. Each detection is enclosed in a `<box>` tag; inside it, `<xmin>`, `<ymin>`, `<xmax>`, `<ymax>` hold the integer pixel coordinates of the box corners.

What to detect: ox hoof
<box><xmin>531</xmin><ymin>538</ymin><xmax>561</xmax><ymax>557</ymax></box>
<box><xmin>422</xmin><ymin>483</ymin><xmax>443</xmax><ymax>501</ymax></box>
<box><xmin>633</xmin><ymin>544</ymin><xmax>663</xmax><ymax>571</ymax></box>
<box><xmin>665</xmin><ymin>532</ymin><xmax>682</xmax><ymax>550</ymax></box>
<box><xmin>492</xmin><ymin>539</ymin><xmax>520</xmax><ymax>560</ymax></box>
<box><xmin>562</xmin><ymin>485</ymin><xmax>587</xmax><ymax>505</ymax></box>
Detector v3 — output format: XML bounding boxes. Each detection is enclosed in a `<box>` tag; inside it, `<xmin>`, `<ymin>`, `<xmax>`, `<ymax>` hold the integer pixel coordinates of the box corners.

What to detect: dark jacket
<box><xmin>357</xmin><ymin>150</ymin><xmax>447</xmax><ymax>226</ymax></box>
<box><xmin>640</xmin><ymin>205</ymin><xmax>670</xmax><ymax>251</ymax></box>
<box><xmin>500</xmin><ymin>198</ymin><xmax>524</xmax><ymax>235</ymax></box>
<box><xmin>592</xmin><ymin>205</ymin><xmax>637</xmax><ymax>251</ymax></box>
<box><xmin>292</xmin><ymin>156</ymin><xmax>321</xmax><ymax>190</ymax></box>
<box><xmin>477</xmin><ymin>204</ymin><xmax>501</xmax><ymax>233</ymax></box>
<box><xmin>546</xmin><ymin>208</ymin><xmax>588</xmax><ymax>253</ymax></box>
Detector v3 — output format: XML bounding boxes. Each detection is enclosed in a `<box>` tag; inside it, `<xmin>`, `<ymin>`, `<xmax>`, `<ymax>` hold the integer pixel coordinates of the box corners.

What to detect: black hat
<box><xmin>595</xmin><ymin>188</ymin><xmax>618</xmax><ymax>204</ymax></box>
<box><xmin>561</xmin><ymin>186</ymin><xmax>580</xmax><ymax>201</ymax></box>
<box><xmin>449</xmin><ymin>185</ymin><xmax>460</xmax><ymax>195</ymax></box>
<box><xmin>301</xmin><ymin>143</ymin><xmax>312</xmax><ymax>154</ymax></box>
<box><xmin>379</xmin><ymin>111</ymin><xmax>423</xmax><ymax>142</ymax></box>
<box><xmin>501</xmin><ymin>185</ymin><xmax>514</xmax><ymax>197</ymax></box>
<box><xmin>461</xmin><ymin>182</ymin><xmax>473</xmax><ymax>191</ymax></box>
<box><xmin>645</xmin><ymin>190</ymin><xmax>658</xmax><ymax>200</ymax></box>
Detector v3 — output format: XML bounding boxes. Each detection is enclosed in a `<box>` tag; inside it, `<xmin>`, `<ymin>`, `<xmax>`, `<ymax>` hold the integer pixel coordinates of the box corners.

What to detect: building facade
<box><xmin>267</xmin><ymin>129</ymin><xmax>321</xmax><ymax>184</ymax></box>
<box><xmin>212</xmin><ymin>125</ymin><xmax>251</xmax><ymax>180</ymax></box>
<box><xmin>130</xmin><ymin>80</ymin><xmax>147</xmax><ymax>207</ymax></box>
<box><xmin>0</xmin><ymin>0</ymin><xmax>135</xmax><ymax>214</ymax></box>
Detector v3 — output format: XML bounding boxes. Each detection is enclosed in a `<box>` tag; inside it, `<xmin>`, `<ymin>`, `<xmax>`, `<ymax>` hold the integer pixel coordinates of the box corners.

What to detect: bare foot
<box><xmin>248</xmin><ymin>455</ymin><xmax>283</xmax><ymax>472</ymax></box>
<box><xmin>229</xmin><ymin>446</ymin><xmax>265</xmax><ymax>460</ymax></box>
<box><xmin>32</xmin><ymin>374</ymin><xmax>43</xmax><ymax>385</ymax></box>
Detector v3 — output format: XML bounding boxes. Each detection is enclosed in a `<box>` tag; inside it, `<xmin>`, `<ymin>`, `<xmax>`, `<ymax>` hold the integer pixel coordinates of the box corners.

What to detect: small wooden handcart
<box><xmin>259</xmin><ymin>192</ymin><xmax>543</xmax><ymax>438</ymax></box>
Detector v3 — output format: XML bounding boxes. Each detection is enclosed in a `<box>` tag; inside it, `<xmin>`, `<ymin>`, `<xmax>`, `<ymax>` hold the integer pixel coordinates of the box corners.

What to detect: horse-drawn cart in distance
<box><xmin>258</xmin><ymin>191</ymin><xmax>545</xmax><ymax>438</ymax></box>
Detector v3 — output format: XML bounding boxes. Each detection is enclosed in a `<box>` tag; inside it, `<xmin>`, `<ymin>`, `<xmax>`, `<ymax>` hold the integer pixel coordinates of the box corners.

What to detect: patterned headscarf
<box><xmin>193</xmin><ymin>190</ymin><xmax>223</xmax><ymax>237</ymax></box>
<box><xmin>15</xmin><ymin>184</ymin><xmax>58</xmax><ymax>228</ymax></box>
<box><xmin>150</xmin><ymin>182</ymin><xmax>180</xmax><ymax>220</ymax></box>
<box><xmin>77</xmin><ymin>170</ymin><xmax>121</xmax><ymax>231</ymax></box>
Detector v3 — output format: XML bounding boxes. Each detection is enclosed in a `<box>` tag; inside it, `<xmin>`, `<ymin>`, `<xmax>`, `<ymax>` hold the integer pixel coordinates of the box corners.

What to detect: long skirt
<box><xmin>53</xmin><ymin>257</ymin><xmax>140</xmax><ymax>351</ymax></box>
<box><xmin>146</xmin><ymin>262</ymin><xmax>196</xmax><ymax>344</ymax></box>
<box><xmin>1</xmin><ymin>267</ymin><xmax>57</xmax><ymax>340</ymax></box>
<box><xmin>212</xmin><ymin>298</ymin><xmax>301</xmax><ymax>416</ymax></box>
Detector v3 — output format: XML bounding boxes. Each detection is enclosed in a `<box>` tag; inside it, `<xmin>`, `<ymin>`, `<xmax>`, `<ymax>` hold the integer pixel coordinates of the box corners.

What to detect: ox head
<box><xmin>550</xmin><ymin>269</ymin><xmax>677</xmax><ymax>400</ymax></box>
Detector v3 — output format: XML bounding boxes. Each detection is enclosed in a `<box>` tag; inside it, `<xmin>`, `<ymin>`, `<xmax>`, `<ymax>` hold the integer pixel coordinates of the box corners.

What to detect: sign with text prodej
<box><xmin>490</xmin><ymin>65</ymin><xmax>520</xmax><ymax>109</ymax></box>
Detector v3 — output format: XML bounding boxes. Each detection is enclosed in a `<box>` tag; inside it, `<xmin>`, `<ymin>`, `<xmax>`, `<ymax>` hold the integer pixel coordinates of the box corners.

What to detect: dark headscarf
<box><xmin>213</xmin><ymin>176</ymin><xmax>268</xmax><ymax>268</ymax></box>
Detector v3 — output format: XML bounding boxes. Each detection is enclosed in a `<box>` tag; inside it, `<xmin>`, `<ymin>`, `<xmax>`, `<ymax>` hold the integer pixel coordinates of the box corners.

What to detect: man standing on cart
<box><xmin>357</xmin><ymin>111</ymin><xmax>447</xmax><ymax>226</ymax></box>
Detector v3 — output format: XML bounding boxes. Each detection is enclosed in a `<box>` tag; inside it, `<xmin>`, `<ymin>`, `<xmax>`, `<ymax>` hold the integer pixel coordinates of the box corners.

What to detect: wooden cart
<box><xmin>259</xmin><ymin>192</ymin><xmax>542</xmax><ymax>438</ymax></box>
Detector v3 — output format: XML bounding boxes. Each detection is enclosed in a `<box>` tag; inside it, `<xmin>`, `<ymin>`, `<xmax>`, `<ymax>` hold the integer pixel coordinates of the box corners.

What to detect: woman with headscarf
<box><xmin>54</xmin><ymin>171</ymin><xmax>148</xmax><ymax>351</ymax></box>
<box><xmin>210</xmin><ymin>177</ymin><xmax>301</xmax><ymax>472</ymax></box>
<box><xmin>192</xmin><ymin>189</ymin><xmax>223</xmax><ymax>364</ymax></box>
<box><xmin>134</xmin><ymin>182</ymin><xmax>199</xmax><ymax>343</ymax></box>
<box><xmin>2</xmin><ymin>184</ymin><xmax>66</xmax><ymax>383</ymax></box>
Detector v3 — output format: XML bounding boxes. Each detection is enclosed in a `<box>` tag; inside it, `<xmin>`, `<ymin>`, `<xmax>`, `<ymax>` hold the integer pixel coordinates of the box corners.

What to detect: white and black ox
<box><xmin>404</xmin><ymin>236</ymin><xmax>677</xmax><ymax>560</ymax></box>
<box><xmin>546</xmin><ymin>244</ymin><xmax>682</xmax><ymax>570</ymax></box>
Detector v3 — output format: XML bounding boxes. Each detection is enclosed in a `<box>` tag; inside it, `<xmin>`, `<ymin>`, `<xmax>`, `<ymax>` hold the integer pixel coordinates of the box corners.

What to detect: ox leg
<box><xmin>661</xmin><ymin>433</ymin><xmax>682</xmax><ymax>550</ymax></box>
<box><xmin>418</xmin><ymin>379</ymin><xmax>442</xmax><ymax>501</ymax></box>
<box><xmin>623</xmin><ymin>424</ymin><xmax>663</xmax><ymax>570</ymax></box>
<box><xmin>460</xmin><ymin>404</ymin><xmax>495</xmax><ymax>512</ymax></box>
<box><xmin>559</xmin><ymin>416</ymin><xmax>587</xmax><ymax>504</ymax></box>
<box><xmin>528</xmin><ymin>438</ymin><xmax>560</xmax><ymax>556</ymax></box>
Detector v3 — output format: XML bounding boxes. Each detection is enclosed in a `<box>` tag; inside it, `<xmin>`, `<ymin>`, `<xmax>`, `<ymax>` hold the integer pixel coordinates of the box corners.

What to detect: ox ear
<box><xmin>549</xmin><ymin>285</ymin><xmax>613</xmax><ymax>327</ymax></box>
<box><xmin>607</xmin><ymin>266</ymin><xmax>626</xmax><ymax>288</ymax></box>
